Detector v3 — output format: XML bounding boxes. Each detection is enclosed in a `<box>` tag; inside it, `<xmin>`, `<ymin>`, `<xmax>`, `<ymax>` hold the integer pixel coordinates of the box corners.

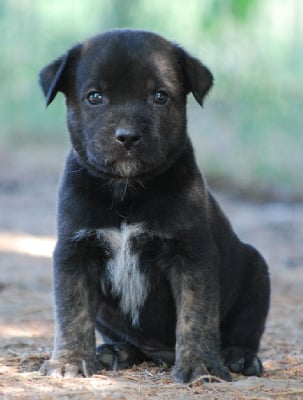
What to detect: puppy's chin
<box><xmin>111</xmin><ymin>160</ymin><xmax>148</xmax><ymax>178</ymax></box>
<box><xmin>84</xmin><ymin>153</ymin><xmax>153</xmax><ymax>180</ymax></box>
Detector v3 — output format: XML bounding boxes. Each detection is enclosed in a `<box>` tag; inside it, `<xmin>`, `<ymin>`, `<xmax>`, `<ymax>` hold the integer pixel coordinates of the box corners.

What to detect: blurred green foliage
<box><xmin>1</xmin><ymin>0</ymin><xmax>302</xmax><ymax>196</ymax></box>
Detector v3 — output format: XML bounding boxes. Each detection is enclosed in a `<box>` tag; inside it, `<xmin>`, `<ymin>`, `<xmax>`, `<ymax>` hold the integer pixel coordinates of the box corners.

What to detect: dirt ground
<box><xmin>0</xmin><ymin>146</ymin><xmax>303</xmax><ymax>399</ymax></box>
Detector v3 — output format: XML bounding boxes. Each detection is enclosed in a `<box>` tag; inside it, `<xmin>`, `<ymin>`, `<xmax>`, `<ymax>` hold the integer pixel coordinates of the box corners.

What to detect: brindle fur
<box><xmin>39</xmin><ymin>29</ymin><xmax>270</xmax><ymax>383</ymax></box>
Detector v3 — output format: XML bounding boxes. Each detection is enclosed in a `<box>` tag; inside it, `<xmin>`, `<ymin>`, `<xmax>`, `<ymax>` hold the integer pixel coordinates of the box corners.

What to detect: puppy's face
<box><xmin>40</xmin><ymin>30</ymin><xmax>213</xmax><ymax>179</ymax></box>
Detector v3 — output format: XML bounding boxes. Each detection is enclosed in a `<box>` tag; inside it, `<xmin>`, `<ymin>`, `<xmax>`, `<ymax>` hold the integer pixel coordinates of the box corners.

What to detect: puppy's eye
<box><xmin>87</xmin><ymin>91</ymin><xmax>104</xmax><ymax>105</ymax></box>
<box><xmin>154</xmin><ymin>90</ymin><xmax>169</xmax><ymax>105</ymax></box>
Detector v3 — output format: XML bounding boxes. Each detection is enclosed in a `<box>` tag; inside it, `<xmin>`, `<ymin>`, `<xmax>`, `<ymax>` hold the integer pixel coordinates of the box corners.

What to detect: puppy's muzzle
<box><xmin>115</xmin><ymin>127</ymin><xmax>141</xmax><ymax>150</ymax></box>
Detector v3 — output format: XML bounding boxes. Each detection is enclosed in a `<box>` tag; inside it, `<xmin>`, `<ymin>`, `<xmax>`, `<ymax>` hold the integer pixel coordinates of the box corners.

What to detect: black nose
<box><xmin>115</xmin><ymin>128</ymin><xmax>141</xmax><ymax>148</ymax></box>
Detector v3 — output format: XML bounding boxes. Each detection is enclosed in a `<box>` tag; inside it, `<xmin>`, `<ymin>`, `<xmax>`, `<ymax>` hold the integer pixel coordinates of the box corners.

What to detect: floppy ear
<box><xmin>177</xmin><ymin>47</ymin><xmax>213</xmax><ymax>106</ymax></box>
<box><xmin>39</xmin><ymin>45</ymin><xmax>80</xmax><ymax>106</ymax></box>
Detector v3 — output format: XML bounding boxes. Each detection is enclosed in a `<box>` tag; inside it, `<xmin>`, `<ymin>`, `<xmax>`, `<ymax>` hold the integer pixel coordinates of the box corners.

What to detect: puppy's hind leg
<box><xmin>221</xmin><ymin>245</ymin><xmax>270</xmax><ymax>377</ymax></box>
<box><xmin>96</xmin><ymin>343</ymin><xmax>147</xmax><ymax>371</ymax></box>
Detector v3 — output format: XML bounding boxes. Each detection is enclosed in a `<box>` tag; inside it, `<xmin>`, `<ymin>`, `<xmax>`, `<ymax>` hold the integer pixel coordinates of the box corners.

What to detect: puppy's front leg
<box><xmin>170</xmin><ymin>256</ymin><xmax>231</xmax><ymax>383</ymax></box>
<box><xmin>40</xmin><ymin>240</ymin><xmax>100</xmax><ymax>378</ymax></box>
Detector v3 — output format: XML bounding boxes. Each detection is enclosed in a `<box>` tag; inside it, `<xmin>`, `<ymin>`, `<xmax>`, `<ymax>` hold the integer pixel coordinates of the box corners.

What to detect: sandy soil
<box><xmin>0</xmin><ymin>147</ymin><xmax>302</xmax><ymax>399</ymax></box>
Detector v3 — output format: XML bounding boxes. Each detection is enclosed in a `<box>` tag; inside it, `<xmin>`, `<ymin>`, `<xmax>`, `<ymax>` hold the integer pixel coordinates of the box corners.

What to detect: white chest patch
<box><xmin>75</xmin><ymin>224</ymin><xmax>149</xmax><ymax>327</ymax></box>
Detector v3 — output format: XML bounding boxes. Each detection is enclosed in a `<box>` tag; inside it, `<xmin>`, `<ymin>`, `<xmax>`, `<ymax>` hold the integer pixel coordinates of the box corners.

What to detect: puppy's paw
<box><xmin>173</xmin><ymin>360</ymin><xmax>232</xmax><ymax>384</ymax></box>
<box><xmin>222</xmin><ymin>346</ymin><xmax>263</xmax><ymax>377</ymax></box>
<box><xmin>40</xmin><ymin>358</ymin><xmax>98</xmax><ymax>378</ymax></box>
<box><xmin>96</xmin><ymin>343</ymin><xmax>145</xmax><ymax>370</ymax></box>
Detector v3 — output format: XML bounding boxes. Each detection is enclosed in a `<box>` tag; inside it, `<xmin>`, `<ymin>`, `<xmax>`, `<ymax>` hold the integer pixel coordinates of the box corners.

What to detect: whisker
<box><xmin>135</xmin><ymin>179</ymin><xmax>145</xmax><ymax>189</ymax></box>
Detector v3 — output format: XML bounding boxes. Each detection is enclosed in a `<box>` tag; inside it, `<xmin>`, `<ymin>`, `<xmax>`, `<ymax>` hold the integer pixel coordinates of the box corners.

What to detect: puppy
<box><xmin>39</xmin><ymin>29</ymin><xmax>270</xmax><ymax>383</ymax></box>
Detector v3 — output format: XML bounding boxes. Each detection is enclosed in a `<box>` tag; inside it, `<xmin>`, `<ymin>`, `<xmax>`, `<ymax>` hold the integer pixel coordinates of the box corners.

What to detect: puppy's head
<box><xmin>39</xmin><ymin>29</ymin><xmax>213</xmax><ymax>180</ymax></box>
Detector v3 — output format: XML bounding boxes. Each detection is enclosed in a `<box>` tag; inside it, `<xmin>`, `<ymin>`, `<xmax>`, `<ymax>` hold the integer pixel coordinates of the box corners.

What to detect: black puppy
<box><xmin>39</xmin><ymin>29</ymin><xmax>270</xmax><ymax>383</ymax></box>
